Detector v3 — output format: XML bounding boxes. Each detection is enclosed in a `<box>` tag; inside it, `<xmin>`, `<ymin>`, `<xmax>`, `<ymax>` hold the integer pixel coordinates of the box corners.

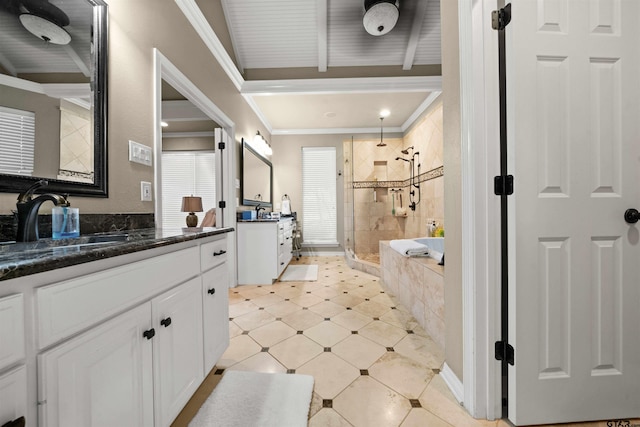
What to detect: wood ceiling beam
<box><xmin>402</xmin><ymin>0</ymin><xmax>429</xmax><ymax>70</ymax></box>
<box><xmin>317</xmin><ymin>0</ymin><xmax>328</xmax><ymax>72</ymax></box>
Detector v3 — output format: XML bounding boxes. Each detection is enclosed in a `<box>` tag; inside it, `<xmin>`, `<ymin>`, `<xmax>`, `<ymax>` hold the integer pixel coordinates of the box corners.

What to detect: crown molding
<box><xmin>175</xmin><ymin>0</ymin><xmax>244</xmax><ymax>91</ymax></box>
<box><xmin>162</xmin><ymin>131</ymin><xmax>215</xmax><ymax>139</ymax></box>
<box><xmin>271</xmin><ymin>126</ymin><xmax>403</xmax><ymax>136</ymax></box>
<box><xmin>242</xmin><ymin>75</ymin><xmax>442</xmax><ymax>95</ymax></box>
<box><xmin>401</xmin><ymin>91</ymin><xmax>441</xmax><ymax>131</ymax></box>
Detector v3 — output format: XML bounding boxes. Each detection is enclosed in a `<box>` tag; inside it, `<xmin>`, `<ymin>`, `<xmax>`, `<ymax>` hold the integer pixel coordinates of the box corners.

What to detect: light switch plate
<box><xmin>235</xmin><ymin>178</ymin><xmax>240</xmax><ymax>189</ymax></box>
<box><xmin>129</xmin><ymin>140</ymin><xmax>152</xmax><ymax>166</ymax></box>
<box><xmin>141</xmin><ymin>181</ymin><xmax>152</xmax><ymax>201</ymax></box>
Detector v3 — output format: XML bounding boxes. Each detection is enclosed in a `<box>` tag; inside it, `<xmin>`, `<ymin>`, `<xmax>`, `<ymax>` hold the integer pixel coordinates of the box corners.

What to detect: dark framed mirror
<box><xmin>241</xmin><ymin>138</ymin><xmax>272</xmax><ymax>207</ymax></box>
<box><xmin>0</xmin><ymin>0</ymin><xmax>108</xmax><ymax>197</ymax></box>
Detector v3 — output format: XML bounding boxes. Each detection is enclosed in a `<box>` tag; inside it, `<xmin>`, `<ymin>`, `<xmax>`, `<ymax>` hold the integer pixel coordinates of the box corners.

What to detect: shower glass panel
<box><xmin>344</xmin><ymin>138</ymin><xmax>355</xmax><ymax>257</ymax></box>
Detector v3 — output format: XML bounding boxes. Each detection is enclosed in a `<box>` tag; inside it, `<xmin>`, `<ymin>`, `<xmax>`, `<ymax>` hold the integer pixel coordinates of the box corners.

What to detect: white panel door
<box><xmin>152</xmin><ymin>278</ymin><xmax>204</xmax><ymax>427</ymax></box>
<box><xmin>507</xmin><ymin>0</ymin><xmax>640</xmax><ymax>425</ymax></box>
<box><xmin>38</xmin><ymin>304</ymin><xmax>154</xmax><ymax>427</ymax></box>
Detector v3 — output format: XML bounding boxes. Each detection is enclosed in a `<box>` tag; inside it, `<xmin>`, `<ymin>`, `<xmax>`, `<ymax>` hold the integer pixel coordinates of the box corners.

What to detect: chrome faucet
<box><xmin>16</xmin><ymin>180</ymin><xmax>70</xmax><ymax>242</ymax></box>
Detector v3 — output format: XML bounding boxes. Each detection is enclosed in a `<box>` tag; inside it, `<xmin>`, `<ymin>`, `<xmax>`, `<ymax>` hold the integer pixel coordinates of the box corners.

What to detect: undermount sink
<box><xmin>0</xmin><ymin>233</ymin><xmax>132</xmax><ymax>255</ymax></box>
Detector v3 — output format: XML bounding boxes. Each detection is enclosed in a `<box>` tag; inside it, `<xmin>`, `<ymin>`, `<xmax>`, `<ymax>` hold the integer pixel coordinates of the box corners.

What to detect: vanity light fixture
<box><xmin>181</xmin><ymin>195</ymin><xmax>203</xmax><ymax>227</ymax></box>
<box><xmin>253</xmin><ymin>131</ymin><xmax>272</xmax><ymax>156</ymax></box>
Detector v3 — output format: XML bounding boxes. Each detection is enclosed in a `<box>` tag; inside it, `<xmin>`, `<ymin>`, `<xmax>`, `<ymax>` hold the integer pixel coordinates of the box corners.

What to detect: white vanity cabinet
<box><xmin>38</xmin><ymin>303</ymin><xmax>155</xmax><ymax>427</ymax></box>
<box><xmin>237</xmin><ymin>218</ymin><xmax>293</xmax><ymax>285</ymax></box>
<box><xmin>0</xmin><ymin>294</ymin><xmax>27</xmax><ymax>426</ymax></box>
<box><xmin>0</xmin><ymin>231</ymin><xmax>230</xmax><ymax>427</ymax></box>
<box><xmin>151</xmin><ymin>277</ymin><xmax>204</xmax><ymax>427</ymax></box>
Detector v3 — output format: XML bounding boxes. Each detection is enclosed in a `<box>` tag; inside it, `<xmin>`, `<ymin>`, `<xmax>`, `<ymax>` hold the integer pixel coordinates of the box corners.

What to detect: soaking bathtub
<box><xmin>413</xmin><ymin>237</ymin><xmax>444</xmax><ymax>263</ymax></box>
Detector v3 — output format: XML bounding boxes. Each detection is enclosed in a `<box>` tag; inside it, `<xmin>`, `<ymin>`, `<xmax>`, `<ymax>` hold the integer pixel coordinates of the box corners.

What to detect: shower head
<box><xmin>400</xmin><ymin>146</ymin><xmax>414</xmax><ymax>155</ymax></box>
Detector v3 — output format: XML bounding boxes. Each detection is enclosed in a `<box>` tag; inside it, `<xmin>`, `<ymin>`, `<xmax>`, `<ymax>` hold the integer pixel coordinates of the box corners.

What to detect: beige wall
<box><xmin>270</xmin><ymin>133</ymin><xmax>361</xmax><ymax>252</ymax></box>
<box><xmin>441</xmin><ymin>1</ymin><xmax>463</xmax><ymax>380</ymax></box>
<box><xmin>0</xmin><ymin>0</ymin><xmax>266</xmax><ymax>215</ymax></box>
<box><xmin>0</xmin><ymin>85</ymin><xmax>61</xmax><ymax>180</ymax></box>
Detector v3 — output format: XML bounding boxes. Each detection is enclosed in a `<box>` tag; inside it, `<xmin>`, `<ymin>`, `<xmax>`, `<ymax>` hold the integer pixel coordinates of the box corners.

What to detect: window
<box><xmin>0</xmin><ymin>106</ymin><xmax>35</xmax><ymax>176</ymax></box>
<box><xmin>161</xmin><ymin>152</ymin><xmax>216</xmax><ymax>229</ymax></box>
<box><xmin>302</xmin><ymin>146</ymin><xmax>337</xmax><ymax>245</ymax></box>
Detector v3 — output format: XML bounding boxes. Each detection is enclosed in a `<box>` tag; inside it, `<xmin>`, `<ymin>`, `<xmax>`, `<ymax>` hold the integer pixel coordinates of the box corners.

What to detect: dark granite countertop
<box><xmin>0</xmin><ymin>227</ymin><xmax>234</xmax><ymax>282</ymax></box>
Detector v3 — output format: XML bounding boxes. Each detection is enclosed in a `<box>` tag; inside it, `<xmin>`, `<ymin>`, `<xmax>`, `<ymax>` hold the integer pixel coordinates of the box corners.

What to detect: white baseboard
<box><xmin>440</xmin><ymin>362</ymin><xmax>464</xmax><ymax>405</ymax></box>
<box><xmin>300</xmin><ymin>250</ymin><xmax>346</xmax><ymax>257</ymax></box>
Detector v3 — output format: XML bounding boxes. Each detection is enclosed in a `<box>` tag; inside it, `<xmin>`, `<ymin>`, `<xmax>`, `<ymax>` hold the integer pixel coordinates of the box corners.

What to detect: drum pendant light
<box><xmin>363</xmin><ymin>0</ymin><xmax>400</xmax><ymax>36</ymax></box>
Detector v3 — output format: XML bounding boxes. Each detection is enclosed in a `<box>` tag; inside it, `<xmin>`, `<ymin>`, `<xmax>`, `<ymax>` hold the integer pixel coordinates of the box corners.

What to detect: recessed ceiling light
<box><xmin>324</xmin><ymin>112</ymin><xmax>337</xmax><ymax>118</ymax></box>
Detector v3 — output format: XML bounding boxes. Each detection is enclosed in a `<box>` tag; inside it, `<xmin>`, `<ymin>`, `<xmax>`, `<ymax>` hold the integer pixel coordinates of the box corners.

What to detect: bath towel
<box><xmin>390</xmin><ymin>239</ymin><xmax>430</xmax><ymax>257</ymax></box>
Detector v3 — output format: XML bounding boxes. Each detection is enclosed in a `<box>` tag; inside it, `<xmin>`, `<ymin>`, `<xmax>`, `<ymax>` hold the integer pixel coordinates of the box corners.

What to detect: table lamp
<box><xmin>181</xmin><ymin>196</ymin><xmax>203</xmax><ymax>227</ymax></box>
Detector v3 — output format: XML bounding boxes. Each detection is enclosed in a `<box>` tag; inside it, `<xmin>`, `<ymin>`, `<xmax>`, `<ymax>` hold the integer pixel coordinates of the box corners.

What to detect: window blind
<box><xmin>0</xmin><ymin>106</ymin><xmax>35</xmax><ymax>176</ymax></box>
<box><xmin>161</xmin><ymin>152</ymin><xmax>216</xmax><ymax>229</ymax></box>
<box><xmin>302</xmin><ymin>146</ymin><xmax>337</xmax><ymax>245</ymax></box>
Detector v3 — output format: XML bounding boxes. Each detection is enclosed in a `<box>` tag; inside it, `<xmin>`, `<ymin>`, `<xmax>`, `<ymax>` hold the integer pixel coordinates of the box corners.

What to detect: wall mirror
<box><xmin>241</xmin><ymin>138</ymin><xmax>272</xmax><ymax>207</ymax></box>
<box><xmin>0</xmin><ymin>0</ymin><xmax>108</xmax><ymax>197</ymax></box>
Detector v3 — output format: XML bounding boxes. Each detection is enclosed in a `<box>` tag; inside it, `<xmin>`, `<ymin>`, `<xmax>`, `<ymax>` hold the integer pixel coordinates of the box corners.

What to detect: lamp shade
<box><xmin>181</xmin><ymin>196</ymin><xmax>203</xmax><ymax>213</ymax></box>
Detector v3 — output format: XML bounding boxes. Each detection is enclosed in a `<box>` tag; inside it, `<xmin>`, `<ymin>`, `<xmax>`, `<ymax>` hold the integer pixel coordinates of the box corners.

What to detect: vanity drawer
<box><xmin>36</xmin><ymin>246</ymin><xmax>199</xmax><ymax>349</ymax></box>
<box><xmin>200</xmin><ymin>237</ymin><xmax>227</xmax><ymax>272</ymax></box>
<box><xmin>0</xmin><ymin>294</ymin><xmax>25</xmax><ymax>371</ymax></box>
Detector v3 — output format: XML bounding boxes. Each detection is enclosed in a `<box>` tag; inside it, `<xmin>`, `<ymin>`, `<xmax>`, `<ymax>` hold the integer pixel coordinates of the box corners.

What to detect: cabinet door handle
<box><xmin>280</xmin><ymin>243</ymin><xmax>284</xmax><ymax>246</ymax></box>
<box><xmin>143</xmin><ymin>328</ymin><xmax>155</xmax><ymax>340</ymax></box>
<box><xmin>280</xmin><ymin>262</ymin><xmax>284</xmax><ymax>265</ymax></box>
<box><xmin>160</xmin><ymin>317</ymin><xmax>172</xmax><ymax>327</ymax></box>
<box><xmin>213</xmin><ymin>250</ymin><xmax>227</xmax><ymax>256</ymax></box>
<box><xmin>208</xmin><ymin>288</ymin><xmax>216</xmax><ymax>295</ymax></box>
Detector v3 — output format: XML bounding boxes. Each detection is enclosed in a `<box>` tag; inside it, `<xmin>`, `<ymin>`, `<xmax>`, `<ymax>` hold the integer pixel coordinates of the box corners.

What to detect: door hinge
<box><xmin>495</xmin><ymin>340</ymin><xmax>515</xmax><ymax>365</ymax></box>
<box><xmin>494</xmin><ymin>175</ymin><xmax>514</xmax><ymax>196</ymax></box>
<box><xmin>491</xmin><ymin>4</ymin><xmax>512</xmax><ymax>30</ymax></box>
<box><xmin>218</xmin><ymin>200</ymin><xmax>226</xmax><ymax>209</ymax></box>
<box><xmin>218</xmin><ymin>141</ymin><xmax>226</xmax><ymax>150</ymax></box>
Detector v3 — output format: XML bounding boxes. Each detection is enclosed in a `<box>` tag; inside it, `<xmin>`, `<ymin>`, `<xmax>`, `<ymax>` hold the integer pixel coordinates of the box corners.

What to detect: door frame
<box><xmin>458</xmin><ymin>0</ymin><xmax>503</xmax><ymax>420</ymax></box>
<box><xmin>153</xmin><ymin>49</ymin><xmax>238</xmax><ymax>287</ymax></box>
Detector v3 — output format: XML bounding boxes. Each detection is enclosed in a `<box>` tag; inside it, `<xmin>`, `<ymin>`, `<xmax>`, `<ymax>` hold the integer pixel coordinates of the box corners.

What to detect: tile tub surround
<box><xmin>0</xmin><ymin>213</ymin><xmax>156</xmax><ymax>242</ymax></box>
<box><xmin>380</xmin><ymin>241</ymin><xmax>445</xmax><ymax>349</ymax></box>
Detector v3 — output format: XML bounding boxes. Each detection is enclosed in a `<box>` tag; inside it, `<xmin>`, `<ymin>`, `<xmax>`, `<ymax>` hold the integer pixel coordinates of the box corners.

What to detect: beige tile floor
<box><xmin>173</xmin><ymin>256</ymin><xmax>639</xmax><ymax>427</ymax></box>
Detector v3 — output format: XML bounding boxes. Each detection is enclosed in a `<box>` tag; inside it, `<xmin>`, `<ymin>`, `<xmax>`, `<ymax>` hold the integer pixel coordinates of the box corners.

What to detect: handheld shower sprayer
<box><xmin>395</xmin><ymin>157</ymin><xmax>410</xmax><ymax>162</ymax></box>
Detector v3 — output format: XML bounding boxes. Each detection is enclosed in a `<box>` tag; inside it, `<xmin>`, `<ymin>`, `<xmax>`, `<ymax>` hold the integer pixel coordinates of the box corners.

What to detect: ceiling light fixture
<box><xmin>20</xmin><ymin>13</ymin><xmax>71</xmax><ymax>45</ymax></box>
<box><xmin>363</xmin><ymin>0</ymin><xmax>400</xmax><ymax>36</ymax></box>
<box><xmin>377</xmin><ymin>115</ymin><xmax>387</xmax><ymax>147</ymax></box>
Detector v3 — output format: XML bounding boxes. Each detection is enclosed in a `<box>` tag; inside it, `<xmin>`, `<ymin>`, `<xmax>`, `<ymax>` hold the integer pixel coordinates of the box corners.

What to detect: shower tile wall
<box><xmin>351</xmin><ymin>138</ymin><xmax>403</xmax><ymax>257</ymax></box>
<box><xmin>344</xmin><ymin>97</ymin><xmax>444</xmax><ymax>260</ymax></box>
<box><xmin>402</xmin><ymin>100</ymin><xmax>444</xmax><ymax>238</ymax></box>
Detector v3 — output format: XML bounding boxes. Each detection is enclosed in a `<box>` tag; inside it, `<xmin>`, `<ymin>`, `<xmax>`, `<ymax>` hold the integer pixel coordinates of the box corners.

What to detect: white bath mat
<box><xmin>188</xmin><ymin>371</ymin><xmax>314</xmax><ymax>427</ymax></box>
<box><xmin>279</xmin><ymin>265</ymin><xmax>318</xmax><ymax>281</ymax></box>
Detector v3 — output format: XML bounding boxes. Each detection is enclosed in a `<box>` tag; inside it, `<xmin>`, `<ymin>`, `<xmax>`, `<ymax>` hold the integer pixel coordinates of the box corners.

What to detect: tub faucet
<box><xmin>16</xmin><ymin>180</ymin><xmax>70</xmax><ymax>242</ymax></box>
